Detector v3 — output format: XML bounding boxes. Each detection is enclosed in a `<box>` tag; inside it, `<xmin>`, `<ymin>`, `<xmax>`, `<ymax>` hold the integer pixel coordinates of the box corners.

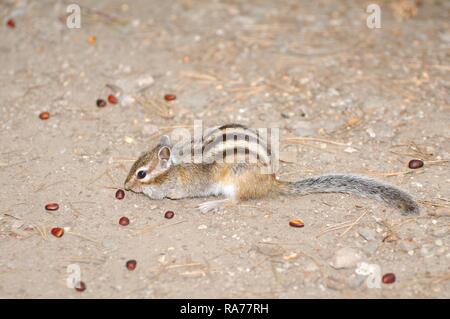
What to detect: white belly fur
<box><xmin>208</xmin><ymin>183</ymin><xmax>236</xmax><ymax>200</ymax></box>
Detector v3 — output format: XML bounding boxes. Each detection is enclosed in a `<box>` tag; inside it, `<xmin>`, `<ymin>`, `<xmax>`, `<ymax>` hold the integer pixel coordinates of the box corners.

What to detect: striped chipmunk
<box><xmin>124</xmin><ymin>123</ymin><xmax>419</xmax><ymax>215</ymax></box>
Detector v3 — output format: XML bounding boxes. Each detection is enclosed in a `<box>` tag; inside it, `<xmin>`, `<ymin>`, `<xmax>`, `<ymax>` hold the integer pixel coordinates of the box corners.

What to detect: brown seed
<box><xmin>74</xmin><ymin>281</ymin><xmax>86</xmax><ymax>292</ymax></box>
<box><xmin>164</xmin><ymin>94</ymin><xmax>176</xmax><ymax>101</ymax></box>
<box><xmin>45</xmin><ymin>203</ymin><xmax>59</xmax><ymax>211</ymax></box>
<box><xmin>115</xmin><ymin>189</ymin><xmax>125</xmax><ymax>200</ymax></box>
<box><xmin>289</xmin><ymin>219</ymin><xmax>305</xmax><ymax>228</ymax></box>
<box><xmin>51</xmin><ymin>227</ymin><xmax>64</xmax><ymax>238</ymax></box>
<box><xmin>39</xmin><ymin>112</ymin><xmax>50</xmax><ymax>120</ymax></box>
<box><xmin>382</xmin><ymin>273</ymin><xmax>396</xmax><ymax>284</ymax></box>
<box><xmin>6</xmin><ymin>19</ymin><xmax>15</xmax><ymax>28</ymax></box>
<box><xmin>346</xmin><ymin>117</ymin><xmax>359</xmax><ymax>126</ymax></box>
<box><xmin>408</xmin><ymin>159</ymin><xmax>424</xmax><ymax>169</ymax></box>
<box><xmin>96</xmin><ymin>99</ymin><xmax>107</xmax><ymax>107</ymax></box>
<box><xmin>87</xmin><ymin>35</ymin><xmax>97</xmax><ymax>45</ymax></box>
<box><xmin>108</xmin><ymin>94</ymin><xmax>118</xmax><ymax>104</ymax></box>
<box><xmin>164</xmin><ymin>211</ymin><xmax>174</xmax><ymax>219</ymax></box>
<box><xmin>126</xmin><ymin>259</ymin><xmax>137</xmax><ymax>270</ymax></box>
<box><xmin>119</xmin><ymin>216</ymin><xmax>130</xmax><ymax>226</ymax></box>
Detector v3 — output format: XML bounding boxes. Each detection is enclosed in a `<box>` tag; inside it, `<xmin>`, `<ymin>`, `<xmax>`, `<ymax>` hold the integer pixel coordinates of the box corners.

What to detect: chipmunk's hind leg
<box><xmin>233</xmin><ymin>171</ymin><xmax>279</xmax><ymax>201</ymax></box>
<box><xmin>197</xmin><ymin>166</ymin><xmax>279</xmax><ymax>213</ymax></box>
<box><xmin>197</xmin><ymin>165</ymin><xmax>238</xmax><ymax>213</ymax></box>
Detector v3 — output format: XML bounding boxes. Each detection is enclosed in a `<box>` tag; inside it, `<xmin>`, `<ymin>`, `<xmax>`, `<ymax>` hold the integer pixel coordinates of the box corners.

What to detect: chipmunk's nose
<box><xmin>124</xmin><ymin>181</ymin><xmax>132</xmax><ymax>191</ymax></box>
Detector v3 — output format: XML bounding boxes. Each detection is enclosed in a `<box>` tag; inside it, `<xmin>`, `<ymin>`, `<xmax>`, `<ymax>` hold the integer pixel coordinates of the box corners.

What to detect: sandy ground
<box><xmin>0</xmin><ymin>0</ymin><xmax>449</xmax><ymax>298</ymax></box>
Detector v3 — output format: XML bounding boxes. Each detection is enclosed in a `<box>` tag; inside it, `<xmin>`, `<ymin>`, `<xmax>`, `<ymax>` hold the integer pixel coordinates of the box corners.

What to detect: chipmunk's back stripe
<box><xmin>202</xmin><ymin>126</ymin><xmax>271</xmax><ymax>164</ymax></box>
<box><xmin>203</xmin><ymin>140</ymin><xmax>271</xmax><ymax>164</ymax></box>
<box><xmin>203</xmin><ymin>124</ymin><xmax>261</xmax><ymax>145</ymax></box>
<box><xmin>203</xmin><ymin>132</ymin><xmax>270</xmax><ymax>155</ymax></box>
<box><xmin>175</xmin><ymin>124</ymin><xmax>273</xmax><ymax>165</ymax></box>
<box><xmin>219</xmin><ymin>123</ymin><xmax>248</xmax><ymax>130</ymax></box>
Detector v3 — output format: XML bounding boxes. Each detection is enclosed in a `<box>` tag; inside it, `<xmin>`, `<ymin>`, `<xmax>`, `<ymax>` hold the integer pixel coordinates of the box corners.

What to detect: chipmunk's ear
<box><xmin>159</xmin><ymin>135</ymin><xmax>172</xmax><ymax>147</ymax></box>
<box><xmin>146</xmin><ymin>146</ymin><xmax>173</xmax><ymax>179</ymax></box>
<box><xmin>158</xmin><ymin>146</ymin><xmax>171</xmax><ymax>160</ymax></box>
<box><xmin>157</xmin><ymin>146</ymin><xmax>172</xmax><ymax>170</ymax></box>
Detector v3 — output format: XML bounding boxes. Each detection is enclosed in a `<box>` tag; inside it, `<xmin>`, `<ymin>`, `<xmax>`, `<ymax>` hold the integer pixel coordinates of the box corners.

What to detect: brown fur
<box><xmin>234</xmin><ymin>171</ymin><xmax>279</xmax><ymax>200</ymax></box>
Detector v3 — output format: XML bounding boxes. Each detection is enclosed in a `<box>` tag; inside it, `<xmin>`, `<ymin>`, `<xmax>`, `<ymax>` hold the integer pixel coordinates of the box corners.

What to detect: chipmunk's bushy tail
<box><xmin>281</xmin><ymin>174</ymin><xmax>419</xmax><ymax>215</ymax></box>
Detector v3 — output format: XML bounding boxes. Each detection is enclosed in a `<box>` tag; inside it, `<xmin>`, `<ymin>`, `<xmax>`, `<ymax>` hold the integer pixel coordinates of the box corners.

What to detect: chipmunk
<box><xmin>124</xmin><ymin>124</ymin><xmax>419</xmax><ymax>215</ymax></box>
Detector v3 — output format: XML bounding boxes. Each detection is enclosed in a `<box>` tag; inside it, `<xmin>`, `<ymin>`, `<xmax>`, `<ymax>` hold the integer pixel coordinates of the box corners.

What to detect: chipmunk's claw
<box><xmin>198</xmin><ymin>199</ymin><xmax>228</xmax><ymax>213</ymax></box>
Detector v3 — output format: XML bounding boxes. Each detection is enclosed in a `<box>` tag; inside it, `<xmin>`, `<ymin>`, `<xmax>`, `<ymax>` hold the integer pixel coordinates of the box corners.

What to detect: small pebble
<box><xmin>51</xmin><ymin>227</ymin><xmax>64</xmax><ymax>238</ymax></box>
<box><xmin>124</xmin><ymin>137</ymin><xmax>134</xmax><ymax>144</ymax></box>
<box><xmin>126</xmin><ymin>259</ymin><xmax>137</xmax><ymax>270</ymax></box>
<box><xmin>164</xmin><ymin>211</ymin><xmax>174</xmax><ymax>219</ymax></box>
<box><xmin>108</xmin><ymin>94</ymin><xmax>118</xmax><ymax>104</ymax></box>
<box><xmin>115</xmin><ymin>189</ymin><xmax>125</xmax><ymax>200</ymax></box>
<box><xmin>164</xmin><ymin>94</ymin><xmax>176</xmax><ymax>101</ymax></box>
<box><xmin>408</xmin><ymin>159</ymin><xmax>424</xmax><ymax>169</ymax></box>
<box><xmin>330</xmin><ymin>247</ymin><xmax>363</xmax><ymax>269</ymax></box>
<box><xmin>344</xmin><ymin>147</ymin><xmax>357</xmax><ymax>153</ymax></box>
<box><xmin>382</xmin><ymin>273</ymin><xmax>396</xmax><ymax>284</ymax></box>
<box><xmin>45</xmin><ymin>203</ymin><xmax>59</xmax><ymax>211</ymax></box>
<box><xmin>119</xmin><ymin>217</ymin><xmax>130</xmax><ymax>226</ymax></box>
<box><xmin>39</xmin><ymin>112</ymin><xmax>50</xmax><ymax>120</ymax></box>
<box><xmin>96</xmin><ymin>99</ymin><xmax>107</xmax><ymax>107</ymax></box>
<box><xmin>74</xmin><ymin>281</ymin><xmax>86</xmax><ymax>292</ymax></box>
<box><xmin>289</xmin><ymin>219</ymin><xmax>305</xmax><ymax>228</ymax></box>
<box><xmin>6</xmin><ymin>19</ymin><xmax>15</xmax><ymax>28</ymax></box>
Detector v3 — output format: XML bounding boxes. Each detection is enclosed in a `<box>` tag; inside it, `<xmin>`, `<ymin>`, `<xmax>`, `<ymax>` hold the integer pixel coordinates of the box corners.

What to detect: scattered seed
<box><xmin>164</xmin><ymin>211</ymin><xmax>174</xmax><ymax>219</ymax></box>
<box><xmin>382</xmin><ymin>273</ymin><xmax>396</xmax><ymax>284</ymax></box>
<box><xmin>51</xmin><ymin>227</ymin><xmax>64</xmax><ymax>238</ymax></box>
<box><xmin>74</xmin><ymin>281</ymin><xmax>86</xmax><ymax>292</ymax></box>
<box><xmin>289</xmin><ymin>219</ymin><xmax>305</xmax><ymax>228</ymax></box>
<box><xmin>39</xmin><ymin>112</ymin><xmax>50</xmax><ymax>120</ymax></box>
<box><xmin>108</xmin><ymin>94</ymin><xmax>118</xmax><ymax>104</ymax></box>
<box><xmin>408</xmin><ymin>159</ymin><xmax>424</xmax><ymax>169</ymax></box>
<box><xmin>126</xmin><ymin>259</ymin><xmax>137</xmax><ymax>270</ymax></box>
<box><xmin>96</xmin><ymin>99</ymin><xmax>107</xmax><ymax>107</ymax></box>
<box><xmin>87</xmin><ymin>35</ymin><xmax>97</xmax><ymax>45</ymax></box>
<box><xmin>6</xmin><ymin>19</ymin><xmax>15</xmax><ymax>28</ymax></box>
<box><xmin>164</xmin><ymin>94</ymin><xmax>176</xmax><ymax>101</ymax></box>
<box><xmin>45</xmin><ymin>203</ymin><xmax>59</xmax><ymax>211</ymax></box>
<box><xmin>115</xmin><ymin>189</ymin><xmax>125</xmax><ymax>200</ymax></box>
<box><xmin>346</xmin><ymin>117</ymin><xmax>359</xmax><ymax>126</ymax></box>
<box><xmin>119</xmin><ymin>216</ymin><xmax>130</xmax><ymax>226</ymax></box>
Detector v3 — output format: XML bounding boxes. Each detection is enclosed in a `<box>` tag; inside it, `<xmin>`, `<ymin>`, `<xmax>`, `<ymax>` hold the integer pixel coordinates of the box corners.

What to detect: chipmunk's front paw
<box><xmin>198</xmin><ymin>199</ymin><xmax>229</xmax><ymax>213</ymax></box>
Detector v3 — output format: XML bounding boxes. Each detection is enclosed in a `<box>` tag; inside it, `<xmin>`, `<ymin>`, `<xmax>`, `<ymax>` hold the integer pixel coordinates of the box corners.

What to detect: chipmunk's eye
<box><xmin>137</xmin><ymin>170</ymin><xmax>147</xmax><ymax>179</ymax></box>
